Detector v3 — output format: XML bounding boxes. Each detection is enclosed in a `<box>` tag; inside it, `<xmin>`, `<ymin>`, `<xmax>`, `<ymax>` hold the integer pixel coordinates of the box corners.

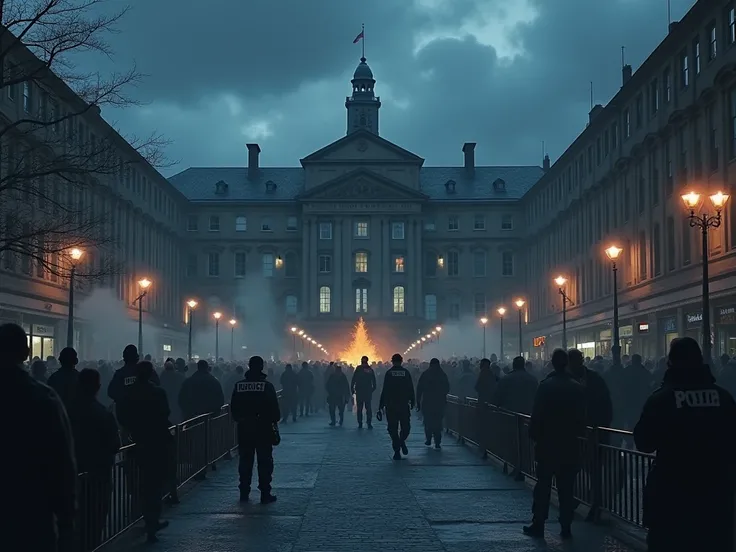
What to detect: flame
<box><xmin>339</xmin><ymin>317</ymin><xmax>381</xmax><ymax>366</ymax></box>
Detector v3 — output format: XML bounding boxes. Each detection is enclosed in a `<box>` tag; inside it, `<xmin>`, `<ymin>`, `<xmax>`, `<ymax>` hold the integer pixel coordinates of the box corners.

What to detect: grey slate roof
<box><xmin>168</xmin><ymin>165</ymin><xmax>544</xmax><ymax>202</ymax></box>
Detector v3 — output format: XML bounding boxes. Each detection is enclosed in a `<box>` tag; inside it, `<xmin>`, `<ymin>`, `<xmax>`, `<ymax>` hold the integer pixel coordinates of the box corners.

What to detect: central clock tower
<box><xmin>345</xmin><ymin>57</ymin><xmax>381</xmax><ymax>135</ymax></box>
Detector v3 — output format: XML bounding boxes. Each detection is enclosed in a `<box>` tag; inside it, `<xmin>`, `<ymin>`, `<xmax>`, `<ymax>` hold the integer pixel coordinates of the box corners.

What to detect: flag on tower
<box><xmin>353</xmin><ymin>29</ymin><xmax>364</xmax><ymax>43</ymax></box>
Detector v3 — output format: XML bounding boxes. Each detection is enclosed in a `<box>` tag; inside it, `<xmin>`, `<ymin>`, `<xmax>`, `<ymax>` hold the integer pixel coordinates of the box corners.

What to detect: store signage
<box><xmin>599</xmin><ymin>329</ymin><xmax>612</xmax><ymax>340</ymax></box>
<box><xmin>33</xmin><ymin>324</ymin><xmax>54</xmax><ymax>336</ymax></box>
<box><xmin>661</xmin><ymin>317</ymin><xmax>677</xmax><ymax>333</ymax></box>
<box><xmin>533</xmin><ymin>336</ymin><xmax>546</xmax><ymax>347</ymax></box>
<box><xmin>620</xmin><ymin>325</ymin><xmax>633</xmax><ymax>338</ymax></box>
<box><xmin>637</xmin><ymin>322</ymin><xmax>650</xmax><ymax>334</ymax></box>
<box><xmin>717</xmin><ymin>306</ymin><xmax>736</xmax><ymax>324</ymax></box>
<box><xmin>686</xmin><ymin>312</ymin><xmax>703</xmax><ymax>328</ymax></box>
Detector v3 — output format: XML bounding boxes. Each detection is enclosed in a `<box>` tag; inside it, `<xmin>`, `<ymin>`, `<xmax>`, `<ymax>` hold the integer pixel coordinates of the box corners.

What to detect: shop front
<box><xmin>574</xmin><ymin>331</ymin><xmax>596</xmax><ymax>359</ymax></box>
<box><xmin>619</xmin><ymin>325</ymin><xmax>634</xmax><ymax>357</ymax></box>
<box><xmin>635</xmin><ymin>321</ymin><xmax>657</xmax><ymax>359</ymax></box>
<box><xmin>598</xmin><ymin>329</ymin><xmax>612</xmax><ymax>357</ymax></box>
<box><xmin>684</xmin><ymin>310</ymin><xmax>704</xmax><ymax>344</ymax></box>
<box><xmin>659</xmin><ymin>316</ymin><xmax>679</xmax><ymax>355</ymax></box>
<box><xmin>715</xmin><ymin>304</ymin><xmax>736</xmax><ymax>357</ymax></box>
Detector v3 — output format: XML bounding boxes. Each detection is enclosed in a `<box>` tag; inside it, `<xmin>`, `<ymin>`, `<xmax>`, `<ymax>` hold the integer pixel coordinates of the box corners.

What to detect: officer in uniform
<box><xmin>230</xmin><ymin>355</ymin><xmax>280</xmax><ymax>504</ymax></box>
<box><xmin>351</xmin><ymin>355</ymin><xmax>377</xmax><ymax>429</ymax></box>
<box><xmin>379</xmin><ymin>353</ymin><xmax>415</xmax><ymax>460</ymax></box>
<box><xmin>634</xmin><ymin>337</ymin><xmax>736</xmax><ymax>552</ymax></box>
<box><xmin>108</xmin><ymin>344</ymin><xmax>160</xmax><ymax>406</ymax></box>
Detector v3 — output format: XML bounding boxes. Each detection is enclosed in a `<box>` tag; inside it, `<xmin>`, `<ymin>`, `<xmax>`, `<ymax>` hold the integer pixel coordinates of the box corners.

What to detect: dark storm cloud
<box><xmin>89</xmin><ymin>0</ymin><xmax>696</xmax><ymax>173</ymax></box>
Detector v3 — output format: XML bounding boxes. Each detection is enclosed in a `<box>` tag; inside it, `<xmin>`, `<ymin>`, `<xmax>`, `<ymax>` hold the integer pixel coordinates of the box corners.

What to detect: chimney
<box><xmin>588</xmin><ymin>104</ymin><xmax>604</xmax><ymax>124</ymax></box>
<box><xmin>622</xmin><ymin>64</ymin><xmax>632</xmax><ymax>86</ymax></box>
<box><xmin>462</xmin><ymin>142</ymin><xmax>476</xmax><ymax>177</ymax></box>
<box><xmin>543</xmin><ymin>154</ymin><xmax>551</xmax><ymax>172</ymax></box>
<box><xmin>246</xmin><ymin>143</ymin><xmax>261</xmax><ymax>180</ymax></box>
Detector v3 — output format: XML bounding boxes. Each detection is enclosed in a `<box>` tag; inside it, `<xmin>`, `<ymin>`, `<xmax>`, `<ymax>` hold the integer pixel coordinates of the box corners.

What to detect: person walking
<box><xmin>379</xmin><ymin>354</ymin><xmax>415</xmax><ymax>460</ymax></box>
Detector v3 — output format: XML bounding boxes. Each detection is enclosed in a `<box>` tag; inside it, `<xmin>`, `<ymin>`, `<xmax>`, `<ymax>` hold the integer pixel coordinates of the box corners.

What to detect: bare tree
<box><xmin>0</xmin><ymin>0</ymin><xmax>170</xmax><ymax>282</ymax></box>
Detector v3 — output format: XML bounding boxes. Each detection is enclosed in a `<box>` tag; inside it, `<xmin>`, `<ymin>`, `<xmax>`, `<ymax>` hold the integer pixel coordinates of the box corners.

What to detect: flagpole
<box><xmin>362</xmin><ymin>23</ymin><xmax>365</xmax><ymax>59</ymax></box>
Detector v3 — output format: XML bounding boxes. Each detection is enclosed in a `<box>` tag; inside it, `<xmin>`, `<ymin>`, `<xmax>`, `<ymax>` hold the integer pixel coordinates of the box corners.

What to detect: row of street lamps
<box><xmin>185</xmin><ymin>300</ymin><xmax>238</xmax><ymax>361</ymax></box>
<box><xmin>404</xmin><ymin>326</ymin><xmax>443</xmax><ymax>356</ymax></box>
<box><xmin>290</xmin><ymin>326</ymin><xmax>329</xmax><ymax>357</ymax></box>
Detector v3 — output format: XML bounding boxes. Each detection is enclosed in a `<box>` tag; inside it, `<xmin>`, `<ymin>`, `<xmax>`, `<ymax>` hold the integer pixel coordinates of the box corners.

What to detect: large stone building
<box><xmin>523</xmin><ymin>0</ymin><xmax>736</xmax><ymax>361</ymax></box>
<box><xmin>173</xmin><ymin>56</ymin><xmax>541</xmax><ymax>354</ymax></box>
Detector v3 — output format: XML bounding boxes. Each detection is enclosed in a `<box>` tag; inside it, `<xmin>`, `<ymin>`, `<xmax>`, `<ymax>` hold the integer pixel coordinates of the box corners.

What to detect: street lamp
<box><xmin>135</xmin><ymin>278</ymin><xmax>152</xmax><ymax>354</ymax></box>
<box><xmin>229</xmin><ymin>319</ymin><xmax>237</xmax><ymax>361</ymax></box>
<box><xmin>66</xmin><ymin>248</ymin><xmax>84</xmax><ymax>348</ymax></box>
<box><xmin>514</xmin><ymin>299</ymin><xmax>525</xmax><ymax>357</ymax></box>
<box><xmin>497</xmin><ymin>307</ymin><xmax>506</xmax><ymax>361</ymax></box>
<box><xmin>291</xmin><ymin>327</ymin><xmax>298</xmax><ymax>358</ymax></box>
<box><xmin>554</xmin><ymin>275</ymin><xmax>572</xmax><ymax>350</ymax></box>
<box><xmin>681</xmin><ymin>190</ymin><xmax>730</xmax><ymax>365</ymax></box>
<box><xmin>275</xmin><ymin>255</ymin><xmax>284</xmax><ymax>269</ymax></box>
<box><xmin>187</xmin><ymin>299</ymin><xmax>198</xmax><ymax>360</ymax></box>
<box><xmin>213</xmin><ymin>311</ymin><xmax>222</xmax><ymax>361</ymax></box>
<box><xmin>480</xmin><ymin>317</ymin><xmax>488</xmax><ymax>358</ymax></box>
<box><xmin>605</xmin><ymin>245</ymin><xmax>623</xmax><ymax>366</ymax></box>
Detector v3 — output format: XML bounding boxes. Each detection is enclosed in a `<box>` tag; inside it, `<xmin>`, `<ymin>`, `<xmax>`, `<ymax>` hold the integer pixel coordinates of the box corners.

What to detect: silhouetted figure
<box><xmin>280</xmin><ymin>364</ymin><xmax>299</xmax><ymax>423</ymax></box>
<box><xmin>47</xmin><ymin>347</ymin><xmax>80</xmax><ymax>413</ymax></box>
<box><xmin>493</xmin><ymin>356</ymin><xmax>539</xmax><ymax>414</ymax></box>
<box><xmin>69</xmin><ymin>368</ymin><xmax>121</xmax><ymax>550</ymax></box>
<box><xmin>475</xmin><ymin>358</ymin><xmax>499</xmax><ymax>405</ymax></box>
<box><xmin>230</xmin><ymin>356</ymin><xmax>280</xmax><ymax>504</ymax></box>
<box><xmin>223</xmin><ymin>365</ymin><xmax>244</xmax><ymax>404</ymax></box>
<box><xmin>457</xmin><ymin>359</ymin><xmax>475</xmax><ymax>400</ymax></box>
<box><xmin>1</xmin><ymin>323</ymin><xmax>76</xmax><ymax>552</ymax></box>
<box><xmin>178</xmin><ymin>360</ymin><xmax>225</xmax><ymax>421</ymax></box>
<box><xmin>634</xmin><ymin>337</ymin><xmax>736</xmax><ymax>552</ymax></box>
<box><xmin>297</xmin><ymin>362</ymin><xmax>314</xmax><ymax>416</ymax></box>
<box><xmin>326</xmin><ymin>364</ymin><xmax>351</xmax><ymax>426</ymax></box>
<box><xmin>524</xmin><ymin>348</ymin><xmax>585</xmax><ymax>540</ymax></box>
<box><xmin>108</xmin><ymin>344</ymin><xmax>160</xmax><ymax>406</ymax></box>
<box><xmin>351</xmin><ymin>355</ymin><xmax>377</xmax><ymax>428</ymax></box>
<box><xmin>416</xmin><ymin>358</ymin><xmax>450</xmax><ymax>448</ymax></box>
<box><xmin>160</xmin><ymin>360</ymin><xmax>185</xmax><ymax>423</ymax></box>
<box><xmin>379</xmin><ymin>354</ymin><xmax>416</xmax><ymax>460</ymax></box>
<box><xmin>31</xmin><ymin>359</ymin><xmax>48</xmax><ymax>383</ymax></box>
<box><xmin>115</xmin><ymin>361</ymin><xmax>171</xmax><ymax>543</ymax></box>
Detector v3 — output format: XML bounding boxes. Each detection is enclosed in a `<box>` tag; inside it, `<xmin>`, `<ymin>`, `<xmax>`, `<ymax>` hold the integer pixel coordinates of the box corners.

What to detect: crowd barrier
<box><xmin>444</xmin><ymin>395</ymin><xmax>653</xmax><ymax>530</ymax></box>
<box><xmin>76</xmin><ymin>391</ymin><xmax>282</xmax><ymax>551</ymax></box>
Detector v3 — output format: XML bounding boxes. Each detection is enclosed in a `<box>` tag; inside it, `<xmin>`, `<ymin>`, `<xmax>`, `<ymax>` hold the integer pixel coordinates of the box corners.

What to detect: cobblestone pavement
<box><xmin>104</xmin><ymin>408</ymin><xmax>639</xmax><ymax>551</ymax></box>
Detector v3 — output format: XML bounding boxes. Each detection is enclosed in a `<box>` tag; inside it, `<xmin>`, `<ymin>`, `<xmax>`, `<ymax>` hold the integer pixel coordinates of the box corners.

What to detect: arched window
<box><xmin>235</xmin><ymin>216</ymin><xmax>247</xmax><ymax>232</ymax></box>
<box><xmin>319</xmin><ymin>286</ymin><xmax>331</xmax><ymax>313</ymax></box>
<box><xmin>262</xmin><ymin>253</ymin><xmax>274</xmax><ymax>277</ymax></box>
<box><xmin>285</xmin><ymin>295</ymin><xmax>298</xmax><ymax>315</ymax></box>
<box><xmin>424</xmin><ymin>295</ymin><xmax>437</xmax><ymax>321</ymax></box>
<box><xmin>285</xmin><ymin>252</ymin><xmax>297</xmax><ymax>278</ymax></box>
<box><xmin>354</xmin><ymin>251</ymin><xmax>368</xmax><ymax>273</ymax></box>
<box><xmin>393</xmin><ymin>286</ymin><xmax>405</xmax><ymax>314</ymax></box>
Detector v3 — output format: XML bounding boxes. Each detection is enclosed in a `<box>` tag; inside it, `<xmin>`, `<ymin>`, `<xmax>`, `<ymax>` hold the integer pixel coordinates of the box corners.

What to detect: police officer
<box><xmin>634</xmin><ymin>337</ymin><xmax>736</xmax><ymax>552</ymax></box>
<box><xmin>115</xmin><ymin>361</ymin><xmax>171</xmax><ymax>543</ymax></box>
<box><xmin>108</xmin><ymin>344</ymin><xmax>160</xmax><ymax>406</ymax></box>
<box><xmin>379</xmin><ymin>353</ymin><xmax>415</xmax><ymax>460</ymax></box>
<box><xmin>416</xmin><ymin>357</ymin><xmax>450</xmax><ymax>449</ymax></box>
<box><xmin>230</xmin><ymin>355</ymin><xmax>280</xmax><ymax>504</ymax></box>
<box><xmin>351</xmin><ymin>355</ymin><xmax>377</xmax><ymax>429</ymax></box>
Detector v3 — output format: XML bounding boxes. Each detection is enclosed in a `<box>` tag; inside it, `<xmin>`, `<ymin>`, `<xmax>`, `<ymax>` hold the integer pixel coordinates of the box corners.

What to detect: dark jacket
<box><xmin>379</xmin><ymin>365</ymin><xmax>416</xmax><ymax>410</ymax></box>
<box><xmin>298</xmin><ymin>366</ymin><xmax>314</xmax><ymax>395</ymax></box>
<box><xmin>116</xmin><ymin>379</ymin><xmax>172</xmax><ymax>448</ymax></box>
<box><xmin>575</xmin><ymin>368</ymin><xmax>613</xmax><ymax>428</ymax></box>
<box><xmin>108</xmin><ymin>362</ymin><xmax>160</xmax><ymax>403</ymax></box>
<box><xmin>475</xmin><ymin>366</ymin><xmax>499</xmax><ymax>405</ymax></box>
<box><xmin>230</xmin><ymin>370</ymin><xmax>280</xmax><ymax>443</ymax></box>
<box><xmin>457</xmin><ymin>370</ymin><xmax>476</xmax><ymax>400</ymax></box>
<box><xmin>326</xmin><ymin>371</ymin><xmax>351</xmax><ymax>402</ymax></box>
<box><xmin>46</xmin><ymin>366</ymin><xmax>80</xmax><ymax>413</ymax></box>
<box><xmin>280</xmin><ymin>368</ymin><xmax>299</xmax><ymax>397</ymax></box>
<box><xmin>159</xmin><ymin>368</ymin><xmax>185</xmax><ymax>423</ymax></box>
<box><xmin>69</xmin><ymin>394</ymin><xmax>121</xmax><ymax>473</ymax></box>
<box><xmin>351</xmin><ymin>364</ymin><xmax>377</xmax><ymax>395</ymax></box>
<box><xmin>178</xmin><ymin>368</ymin><xmax>225</xmax><ymax>421</ymax></box>
<box><xmin>416</xmin><ymin>366</ymin><xmax>450</xmax><ymax>410</ymax></box>
<box><xmin>492</xmin><ymin>368</ymin><xmax>538</xmax><ymax>414</ymax></box>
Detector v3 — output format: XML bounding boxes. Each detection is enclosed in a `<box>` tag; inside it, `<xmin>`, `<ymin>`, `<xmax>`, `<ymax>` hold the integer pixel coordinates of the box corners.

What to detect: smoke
<box><xmin>76</xmin><ymin>288</ymin><xmax>161</xmax><ymax>361</ymax></box>
<box><xmin>406</xmin><ymin>316</ymin><xmax>511</xmax><ymax>362</ymax></box>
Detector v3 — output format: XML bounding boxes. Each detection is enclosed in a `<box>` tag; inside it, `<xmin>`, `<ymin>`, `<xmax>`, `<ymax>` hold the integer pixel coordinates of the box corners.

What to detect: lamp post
<box><xmin>435</xmin><ymin>325</ymin><xmax>442</xmax><ymax>343</ymax></box>
<box><xmin>186</xmin><ymin>300</ymin><xmax>198</xmax><ymax>360</ymax></box>
<box><xmin>554</xmin><ymin>275</ymin><xmax>571</xmax><ymax>350</ymax></box>
<box><xmin>229</xmin><ymin>319</ymin><xmax>237</xmax><ymax>361</ymax></box>
<box><xmin>497</xmin><ymin>307</ymin><xmax>506</xmax><ymax>361</ymax></box>
<box><xmin>515</xmin><ymin>299</ymin><xmax>525</xmax><ymax>357</ymax></box>
<box><xmin>291</xmin><ymin>327</ymin><xmax>298</xmax><ymax>358</ymax></box>
<box><xmin>135</xmin><ymin>278</ymin><xmax>152</xmax><ymax>354</ymax></box>
<box><xmin>66</xmin><ymin>248</ymin><xmax>84</xmax><ymax>348</ymax></box>
<box><xmin>480</xmin><ymin>317</ymin><xmax>488</xmax><ymax>358</ymax></box>
<box><xmin>681</xmin><ymin>190</ymin><xmax>730</xmax><ymax>365</ymax></box>
<box><xmin>213</xmin><ymin>311</ymin><xmax>222</xmax><ymax>361</ymax></box>
<box><xmin>605</xmin><ymin>245</ymin><xmax>623</xmax><ymax>366</ymax></box>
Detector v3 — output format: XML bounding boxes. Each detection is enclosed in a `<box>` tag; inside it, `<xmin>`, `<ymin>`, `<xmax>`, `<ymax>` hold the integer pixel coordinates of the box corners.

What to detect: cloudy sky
<box><xmin>84</xmin><ymin>0</ymin><xmax>694</xmax><ymax>175</ymax></box>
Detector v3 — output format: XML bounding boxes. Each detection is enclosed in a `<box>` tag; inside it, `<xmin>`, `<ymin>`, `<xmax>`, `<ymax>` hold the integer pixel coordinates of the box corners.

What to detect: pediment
<box><xmin>301</xmin><ymin>129</ymin><xmax>424</xmax><ymax>165</ymax></box>
<box><xmin>298</xmin><ymin>169</ymin><xmax>428</xmax><ymax>201</ymax></box>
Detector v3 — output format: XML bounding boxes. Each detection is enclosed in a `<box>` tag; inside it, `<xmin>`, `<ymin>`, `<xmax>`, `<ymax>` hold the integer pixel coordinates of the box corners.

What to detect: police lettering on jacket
<box><xmin>236</xmin><ymin>381</ymin><xmax>265</xmax><ymax>393</ymax></box>
<box><xmin>674</xmin><ymin>389</ymin><xmax>720</xmax><ymax>408</ymax></box>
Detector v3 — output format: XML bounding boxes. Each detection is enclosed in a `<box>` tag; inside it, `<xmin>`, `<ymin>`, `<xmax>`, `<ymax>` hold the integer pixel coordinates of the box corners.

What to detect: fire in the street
<box><xmin>339</xmin><ymin>317</ymin><xmax>381</xmax><ymax>366</ymax></box>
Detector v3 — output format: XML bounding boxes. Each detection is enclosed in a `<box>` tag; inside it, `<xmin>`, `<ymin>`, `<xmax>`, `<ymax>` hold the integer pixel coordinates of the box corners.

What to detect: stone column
<box><xmin>382</xmin><ymin>219</ymin><xmax>391</xmax><ymax>315</ymax></box>
<box><xmin>335</xmin><ymin>219</ymin><xmax>343</xmax><ymax>317</ymax></box>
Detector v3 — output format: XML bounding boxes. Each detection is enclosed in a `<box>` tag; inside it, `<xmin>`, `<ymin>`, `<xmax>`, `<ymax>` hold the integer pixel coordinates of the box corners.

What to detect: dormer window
<box><xmin>444</xmin><ymin>179</ymin><xmax>456</xmax><ymax>194</ymax></box>
<box><xmin>265</xmin><ymin>180</ymin><xmax>277</xmax><ymax>193</ymax></box>
<box><xmin>492</xmin><ymin>178</ymin><xmax>506</xmax><ymax>192</ymax></box>
<box><xmin>214</xmin><ymin>180</ymin><xmax>228</xmax><ymax>195</ymax></box>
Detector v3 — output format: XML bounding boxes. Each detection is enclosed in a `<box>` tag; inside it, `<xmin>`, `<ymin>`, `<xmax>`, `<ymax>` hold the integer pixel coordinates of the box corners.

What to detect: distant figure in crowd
<box><xmin>47</xmin><ymin>346</ymin><xmax>81</xmax><ymax>412</ymax></box>
<box><xmin>31</xmin><ymin>359</ymin><xmax>48</xmax><ymax>383</ymax></box>
<box><xmin>493</xmin><ymin>356</ymin><xmax>538</xmax><ymax>415</ymax></box>
<box><xmin>69</xmin><ymin>368</ymin><xmax>121</xmax><ymax>550</ymax></box>
<box><xmin>160</xmin><ymin>359</ymin><xmax>185</xmax><ymax>424</ymax></box>
<box><xmin>178</xmin><ymin>359</ymin><xmax>225</xmax><ymax>421</ymax></box>
<box><xmin>326</xmin><ymin>364</ymin><xmax>351</xmax><ymax>426</ymax></box>
<box><xmin>635</xmin><ymin>337</ymin><xmax>736</xmax><ymax>552</ymax></box>
<box><xmin>280</xmin><ymin>364</ymin><xmax>299</xmax><ymax>423</ymax></box>
<box><xmin>416</xmin><ymin>358</ymin><xmax>450</xmax><ymax>449</ymax></box>
<box><xmin>457</xmin><ymin>359</ymin><xmax>475</xmax><ymax>400</ymax></box>
<box><xmin>230</xmin><ymin>355</ymin><xmax>280</xmax><ymax>504</ymax></box>
<box><xmin>524</xmin><ymin>348</ymin><xmax>586</xmax><ymax>540</ymax></box>
<box><xmin>475</xmin><ymin>357</ymin><xmax>499</xmax><ymax>459</ymax></box>
<box><xmin>351</xmin><ymin>356</ymin><xmax>377</xmax><ymax>429</ymax></box>
<box><xmin>116</xmin><ymin>360</ymin><xmax>172</xmax><ymax>543</ymax></box>
<box><xmin>108</xmin><ymin>344</ymin><xmax>160</xmax><ymax>405</ymax></box>
<box><xmin>379</xmin><ymin>354</ymin><xmax>416</xmax><ymax>460</ymax></box>
<box><xmin>1</xmin><ymin>323</ymin><xmax>76</xmax><ymax>552</ymax></box>
<box><xmin>298</xmin><ymin>362</ymin><xmax>314</xmax><ymax>416</ymax></box>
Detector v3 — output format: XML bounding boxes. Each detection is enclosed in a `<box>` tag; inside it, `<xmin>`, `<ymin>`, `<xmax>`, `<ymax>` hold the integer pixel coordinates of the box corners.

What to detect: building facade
<box><xmin>523</xmin><ymin>0</ymin><xmax>736</xmax><ymax>361</ymax></box>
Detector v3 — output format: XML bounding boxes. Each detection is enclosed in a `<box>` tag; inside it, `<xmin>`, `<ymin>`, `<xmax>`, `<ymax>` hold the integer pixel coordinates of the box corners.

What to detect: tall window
<box><xmin>234</xmin><ymin>252</ymin><xmax>246</xmax><ymax>277</ymax></box>
<box><xmin>650</xmin><ymin>78</ymin><xmax>659</xmax><ymax>115</ymax></box>
<box><xmin>448</xmin><ymin>215</ymin><xmax>459</xmax><ymax>231</ymax></box>
<box><xmin>355</xmin><ymin>221</ymin><xmax>369</xmax><ymax>237</ymax></box>
<box><xmin>319</xmin><ymin>287</ymin><xmax>331</xmax><ymax>313</ymax></box>
<box><xmin>449</xmin><ymin>297</ymin><xmax>460</xmax><ymax>320</ymax></box>
<box><xmin>653</xmin><ymin>223</ymin><xmax>662</xmax><ymax>276</ymax></box>
<box><xmin>665</xmin><ymin>139</ymin><xmax>673</xmax><ymax>195</ymax></box>
<box><xmin>209</xmin><ymin>215</ymin><xmax>220</xmax><ymax>231</ymax></box>
<box><xmin>286</xmin><ymin>295</ymin><xmax>298</xmax><ymax>315</ymax></box>
<box><xmin>663</xmin><ymin>67</ymin><xmax>672</xmax><ymax>103</ymax></box>
<box><xmin>473</xmin><ymin>293</ymin><xmax>486</xmax><ymax>317</ymax></box>
<box><xmin>666</xmin><ymin>217</ymin><xmax>676</xmax><ymax>272</ymax></box>
<box><xmin>682</xmin><ymin>218</ymin><xmax>692</xmax><ymax>265</ymax></box>
<box><xmin>262</xmin><ymin>253</ymin><xmax>274</xmax><ymax>277</ymax></box>
<box><xmin>638</xmin><ymin>231</ymin><xmax>647</xmax><ymax>280</ymax></box>
<box><xmin>424</xmin><ymin>295</ymin><xmax>437</xmax><ymax>320</ymax></box>
<box><xmin>502</xmin><ymin>252</ymin><xmax>514</xmax><ymax>276</ymax></box>
<box><xmin>424</xmin><ymin>251</ymin><xmax>437</xmax><ymax>277</ymax></box>
<box><xmin>355</xmin><ymin>288</ymin><xmax>368</xmax><ymax>313</ymax></box>
<box><xmin>319</xmin><ymin>255</ymin><xmax>332</xmax><ymax>273</ymax></box>
<box><xmin>235</xmin><ymin>216</ymin><xmax>247</xmax><ymax>231</ymax></box>
<box><xmin>391</xmin><ymin>222</ymin><xmax>405</xmax><ymax>240</ymax></box>
<box><xmin>447</xmin><ymin>251</ymin><xmax>459</xmax><ymax>276</ymax></box>
<box><xmin>708</xmin><ymin>22</ymin><xmax>717</xmax><ymax>60</ymax></box>
<box><xmin>624</xmin><ymin>109</ymin><xmax>631</xmax><ymax>139</ymax></box>
<box><xmin>319</xmin><ymin>222</ymin><xmax>332</xmax><ymax>240</ymax></box>
<box><xmin>729</xmin><ymin>5</ymin><xmax>736</xmax><ymax>45</ymax></box>
<box><xmin>285</xmin><ymin>252</ymin><xmax>297</xmax><ymax>278</ymax></box>
<box><xmin>501</xmin><ymin>215</ymin><xmax>514</xmax><ymax>230</ymax></box>
<box><xmin>354</xmin><ymin>251</ymin><xmax>368</xmax><ymax>272</ymax></box>
<box><xmin>393</xmin><ymin>286</ymin><xmax>405</xmax><ymax>313</ymax></box>
<box><xmin>680</xmin><ymin>50</ymin><xmax>689</xmax><ymax>88</ymax></box>
<box><xmin>208</xmin><ymin>252</ymin><xmax>220</xmax><ymax>277</ymax></box>
<box><xmin>694</xmin><ymin>39</ymin><xmax>701</xmax><ymax>74</ymax></box>
<box><xmin>393</xmin><ymin>255</ymin><xmax>405</xmax><ymax>273</ymax></box>
<box><xmin>23</xmin><ymin>82</ymin><xmax>31</xmax><ymax>112</ymax></box>
<box><xmin>473</xmin><ymin>250</ymin><xmax>486</xmax><ymax>277</ymax></box>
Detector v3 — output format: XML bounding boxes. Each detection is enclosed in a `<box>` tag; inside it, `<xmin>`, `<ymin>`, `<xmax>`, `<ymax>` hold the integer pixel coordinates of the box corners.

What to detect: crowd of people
<box><xmin>4</xmin><ymin>317</ymin><xmax>736</xmax><ymax>552</ymax></box>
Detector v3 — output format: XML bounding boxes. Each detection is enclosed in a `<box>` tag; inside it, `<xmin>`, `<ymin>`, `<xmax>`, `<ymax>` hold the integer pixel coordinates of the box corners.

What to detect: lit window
<box><xmin>392</xmin><ymin>222</ymin><xmax>405</xmax><ymax>239</ymax></box>
<box><xmin>393</xmin><ymin>286</ymin><xmax>405</xmax><ymax>313</ymax></box>
<box><xmin>393</xmin><ymin>255</ymin><xmax>405</xmax><ymax>273</ymax></box>
<box><xmin>424</xmin><ymin>295</ymin><xmax>437</xmax><ymax>320</ymax></box>
<box><xmin>355</xmin><ymin>288</ymin><xmax>368</xmax><ymax>313</ymax></box>
<box><xmin>209</xmin><ymin>215</ymin><xmax>220</xmax><ymax>231</ymax></box>
<box><xmin>355</xmin><ymin>221</ymin><xmax>369</xmax><ymax>237</ymax></box>
<box><xmin>473</xmin><ymin>215</ymin><xmax>485</xmax><ymax>230</ymax></box>
<box><xmin>355</xmin><ymin>251</ymin><xmax>368</xmax><ymax>273</ymax></box>
<box><xmin>319</xmin><ymin>286</ymin><xmax>331</xmax><ymax>313</ymax></box>
<box><xmin>262</xmin><ymin>253</ymin><xmax>274</xmax><ymax>277</ymax></box>
<box><xmin>286</xmin><ymin>216</ymin><xmax>298</xmax><ymax>231</ymax></box>
<box><xmin>208</xmin><ymin>252</ymin><xmax>220</xmax><ymax>277</ymax></box>
<box><xmin>234</xmin><ymin>252</ymin><xmax>246</xmax><ymax>277</ymax></box>
<box><xmin>235</xmin><ymin>216</ymin><xmax>247</xmax><ymax>231</ymax></box>
<box><xmin>501</xmin><ymin>215</ymin><xmax>513</xmax><ymax>230</ymax></box>
<box><xmin>319</xmin><ymin>222</ymin><xmax>332</xmax><ymax>240</ymax></box>
<box><xmin>286</xmin><ymin>295</ymin><xmax>298</xmax><ymax>315</ymax></box>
